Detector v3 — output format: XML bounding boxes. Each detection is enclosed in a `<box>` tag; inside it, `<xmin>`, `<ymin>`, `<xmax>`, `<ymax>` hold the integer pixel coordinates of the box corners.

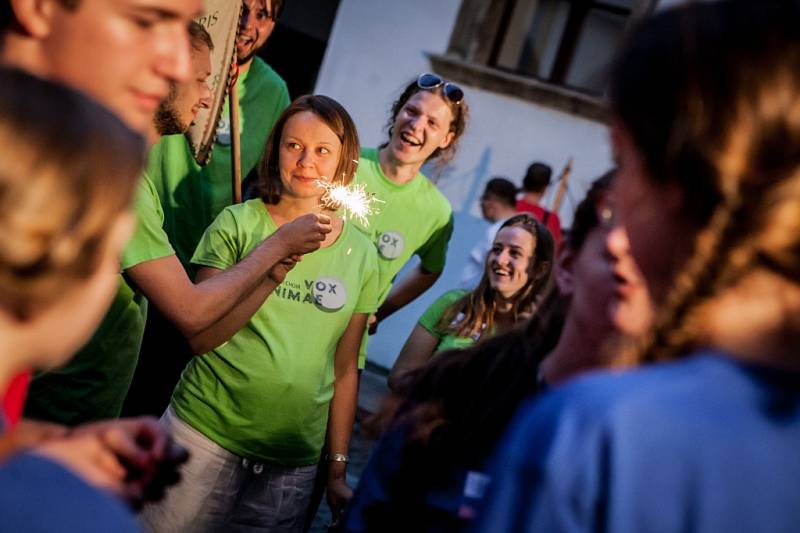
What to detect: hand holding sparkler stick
<box><xmin>272</xmin><ymin>212</ymin><xmax>332</xmax><ymax>255</ymax></box>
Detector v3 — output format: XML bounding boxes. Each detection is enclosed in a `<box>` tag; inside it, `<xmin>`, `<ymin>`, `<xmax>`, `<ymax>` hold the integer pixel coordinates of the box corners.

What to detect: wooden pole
<box><xmin>551</xmin><ymin>157</ymin><xmax>573</xmax><ymax>214</ymax></box>
<box><xmin>230</xmin><ymin>81</ymin><xmax>242</xmax><ymax>204</ymax></box>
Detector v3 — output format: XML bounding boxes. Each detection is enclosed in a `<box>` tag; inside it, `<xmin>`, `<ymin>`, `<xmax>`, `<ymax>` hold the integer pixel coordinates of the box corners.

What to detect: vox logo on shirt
<box><xmin>274</xmin><ymin>277</ymin><xmax>347</xmax><ymax>312</ymax></box>
<box><xmin>312</xmin><ymin>276</ymin><xmax>347</xmax><ymax>311</ymax></box>
<box><xmin>215</xmin><ymin>116</ymin><xmax>231</xmax><ymax>146</ymax></box>
<box><xmin>377</xmin><ymin>231</ymin><xmax>405</xmax><ymax>260</ymax></box>
<box><xmin>215</xmin><ymin>114</ymin><xmax>242</xmax><ymax>146</ymax></box>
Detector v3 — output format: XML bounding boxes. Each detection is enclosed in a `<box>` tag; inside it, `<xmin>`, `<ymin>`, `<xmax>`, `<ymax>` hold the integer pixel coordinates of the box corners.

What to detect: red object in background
<box><xmin>516</xmin><ymin>199</ymin><xmax>562</xmax><ymax>247</ymax></box>
<box><xmin>2</xmin><ymin>371</ymin><xmax>30</xmax><ymax>428</ymax></box>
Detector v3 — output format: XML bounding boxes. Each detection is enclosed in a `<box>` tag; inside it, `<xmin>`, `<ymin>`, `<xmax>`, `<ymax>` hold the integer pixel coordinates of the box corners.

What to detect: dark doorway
<box><xmin>258</xmin><ymin>0</ymin><xmax>342</xmax><ymax>99</ymax></box>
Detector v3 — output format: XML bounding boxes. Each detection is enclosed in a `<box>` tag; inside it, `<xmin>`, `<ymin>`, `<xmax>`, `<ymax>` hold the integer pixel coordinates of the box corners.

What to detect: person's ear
<box><xmin>9</xmin><ymin>0</ymin><xmax>60</xmax><ymax>38</ymax></box>
<box><xmin>554</xmin><ymin>247</ymin><xmax>576</xmax><ymax>296</ymax></box>
<box><xmin>438</xmin><ymin>130</ymin><xmax>454</xmax><ymax>150</ymax></box>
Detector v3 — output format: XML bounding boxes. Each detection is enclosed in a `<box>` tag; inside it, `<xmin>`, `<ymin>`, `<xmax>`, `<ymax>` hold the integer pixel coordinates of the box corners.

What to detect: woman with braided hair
<box><xmin>476</xmin><ymin>1</ymin><xmax>800</xmax><ymax>532</ymax></box>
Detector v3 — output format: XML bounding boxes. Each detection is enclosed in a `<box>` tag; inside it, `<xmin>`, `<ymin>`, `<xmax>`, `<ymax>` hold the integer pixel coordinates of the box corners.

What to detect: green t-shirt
<box><xmin>352</xmin><ymin>148</ymin><xmax>454</xmax><ymax>302</ymax></box>
<box><xmin>147</xmin><ymin>58</ymin><xmax>290</xmax><ymax>271</ymax></box>
<box><xmin>352</xmin><ymin>147</ymin><xmax>454</xmax><ymax>366</ymax></box>
<box><xmin>25</xmin><ymin>173</ymin><xmax>174</xmax><ymax>425</ymax></box>
<box><xmin>172</xmin><ymin>200</ymin><xmax>379</xmax><ymax>465</ymax></box>
<box><xmin>418</xmin><ymin>289</ymin><xmax>479</xmax><ymax>354</ymax></box>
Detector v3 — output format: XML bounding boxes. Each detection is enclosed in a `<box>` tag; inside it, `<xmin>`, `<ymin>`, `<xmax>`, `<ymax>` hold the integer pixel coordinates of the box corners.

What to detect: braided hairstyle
<box><xmin>611</xmin><ymin>0</ymin><xmax>800</xmax><ymax>363</ymax></box>
<box><xmin>0</xmin><ymin>68</ymin><xmax>143</xmax><ymax>318</ymax></box>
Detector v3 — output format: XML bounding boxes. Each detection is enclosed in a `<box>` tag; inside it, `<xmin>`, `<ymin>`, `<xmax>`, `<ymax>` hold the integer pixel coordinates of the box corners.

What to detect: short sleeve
<box><xmin>417</xmin><ymin>213</ymin><xmax>454</xmax><ymax>273</ymax></box>
<box><xmin>190</xmin><ymin>207</ymin><xmax>243</xmax><ymax>271</ymax></box>
<box><xmin>418</xmin><ymin>290</ymin><xmax>467</xmax><ymax>338</ymax></box>
<box><xmin>120</xmin><ymin>175</ymin><xmax>174</xmax><ymax>270</ymax></box>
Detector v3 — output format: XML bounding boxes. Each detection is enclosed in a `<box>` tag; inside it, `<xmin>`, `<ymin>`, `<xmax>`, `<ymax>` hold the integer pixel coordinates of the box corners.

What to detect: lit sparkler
<box><xmin>317</xmin><ymin>177</ymin><xmax>384</xmax><ymax>227</ymax></box>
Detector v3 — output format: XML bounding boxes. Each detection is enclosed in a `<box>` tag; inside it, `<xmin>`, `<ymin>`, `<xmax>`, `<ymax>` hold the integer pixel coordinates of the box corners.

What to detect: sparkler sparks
<box><xmin>317</xmin><ymin>178</ymin><xmax>384</xmax><ymax>226</ymax></box>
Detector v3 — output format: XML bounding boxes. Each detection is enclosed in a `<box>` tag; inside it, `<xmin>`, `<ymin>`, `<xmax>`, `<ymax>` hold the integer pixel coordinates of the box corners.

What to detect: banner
<box><xmin>187</xmin><ymin>0</ymin><xmax>244</xmax><ymax>165</ymax></box>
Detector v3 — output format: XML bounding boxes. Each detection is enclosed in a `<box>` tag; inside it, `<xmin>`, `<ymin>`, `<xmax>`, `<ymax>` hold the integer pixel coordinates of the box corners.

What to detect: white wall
<box><xmin>316</xmin><ymin>0</ymin><xmax>613</xmax><ymax>368</ymax></box>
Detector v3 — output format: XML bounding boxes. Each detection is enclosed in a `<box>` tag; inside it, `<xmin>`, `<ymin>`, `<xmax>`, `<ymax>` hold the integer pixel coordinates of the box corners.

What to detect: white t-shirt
<box><xmin>459</xmin><ymin>219</ymin><xmax>506</xmax><ymax>289</ymax></box>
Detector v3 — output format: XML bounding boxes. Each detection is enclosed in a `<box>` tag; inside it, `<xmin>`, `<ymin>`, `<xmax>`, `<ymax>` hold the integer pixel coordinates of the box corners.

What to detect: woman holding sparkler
<box><xmin>141</xmin><ymin>95</ymin><xmax>378</xmax><ymax>532</ymax></box>
<box><xmin>388</xmin><ymin>214</ymin><xmax>554</xmax><ymax>390</ymax></box>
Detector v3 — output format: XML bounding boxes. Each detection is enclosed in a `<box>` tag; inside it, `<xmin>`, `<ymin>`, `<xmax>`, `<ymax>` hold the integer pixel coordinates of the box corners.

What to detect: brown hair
<box><xmin>258</xmin><ymin>94</ymin><xmax>360</xmax><ymax>204</ymax></box>
<box><xmin>380</xmin><ymin>77</ymin><xmax>469</xmax><ymax>168</ymax></box>
<box><xmin>189</xmin><ymin>20</ymin><xmax>213</xmax><ymax>51</ymax></box>
<box><xmin>438</xmin><ymin>214</ymin><xmax>554</xmax><ymax>340</ymax></box>
<box><xmin>0</xmin><ymin>68</ymin><xmax>143</xmax><ymax>316</ymax></box>
<box><xmin>610</xmin><ymin>0</ymin><xmax>800</xmax><ymax>363</ymax></box>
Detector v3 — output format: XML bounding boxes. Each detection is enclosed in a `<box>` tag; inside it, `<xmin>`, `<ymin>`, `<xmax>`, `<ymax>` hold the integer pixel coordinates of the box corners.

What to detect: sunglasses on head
<box><xmin>417</xmin><ymin>73</ymin><xmax>464</xmax><ymax>105</ymax></box>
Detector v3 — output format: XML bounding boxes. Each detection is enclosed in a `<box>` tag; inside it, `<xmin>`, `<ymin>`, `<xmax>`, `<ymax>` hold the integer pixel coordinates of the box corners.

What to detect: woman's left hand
<box><xmin>326</xmin><ymin>469</ymin><xmax>353</xmax><ymax>528</ymax></box>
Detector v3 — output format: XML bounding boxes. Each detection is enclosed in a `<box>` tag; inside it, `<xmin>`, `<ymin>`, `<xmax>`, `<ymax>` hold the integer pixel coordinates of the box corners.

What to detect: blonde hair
<box><xmin>610</xmin><ymin>1</ymin><xmax>800</xmax><ymax>364</ymax></box>
<box><xmin>0</xmin><ymin>68</ymin><xmax>144</xmax><ymax>316</ymax></box>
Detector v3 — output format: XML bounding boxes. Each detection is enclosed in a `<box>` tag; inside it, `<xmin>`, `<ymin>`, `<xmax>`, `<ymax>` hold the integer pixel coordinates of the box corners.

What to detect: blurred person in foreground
<box><xmin>0</xmin><ymin>67</ymin><xmax>158</xmax><ymax>531</ymax></box>
<box><xmin>477</xmin><ymin>2</ymin><xmax>800</xmax><ymax>531</ymax></box>
<box><xmin>0</xmin><ymin>0</ymin><xmax>202</xmax><ymax>500</ymax></box>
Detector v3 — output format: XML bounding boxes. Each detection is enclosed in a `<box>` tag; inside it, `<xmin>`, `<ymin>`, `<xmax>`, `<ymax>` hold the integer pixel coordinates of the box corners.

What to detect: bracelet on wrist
<box><xmin>327</xmin><ymin>452</ymin><xmax>349</xmax><ymax>463</ymax></box>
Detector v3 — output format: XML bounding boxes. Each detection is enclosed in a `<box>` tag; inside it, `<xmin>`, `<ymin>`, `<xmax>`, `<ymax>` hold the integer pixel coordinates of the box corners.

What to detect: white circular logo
<box><xmin>377</xmin><ymin>231</ymin><xmax>405</xmax><ymax>260</ymax></box>
<box><xmin>215</xmin><ymin>116</ymin><xmax>231</xmax><ymax>146</ymax></box>
<box><xmin>312</xmin><ymin>276</ymin><xmax>347</xmax><ymax>312</ymax></box>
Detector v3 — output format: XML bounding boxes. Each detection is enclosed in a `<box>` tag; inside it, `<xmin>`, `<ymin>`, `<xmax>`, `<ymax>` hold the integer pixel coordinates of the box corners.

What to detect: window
<box><xmin>430</xmin><ymin>0</ymin><xmax>655</xmax><ymax>120</ymax></box>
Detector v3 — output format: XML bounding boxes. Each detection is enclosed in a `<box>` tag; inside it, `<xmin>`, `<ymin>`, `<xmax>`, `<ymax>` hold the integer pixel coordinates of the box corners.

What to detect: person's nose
<box><xmin>495</xmin><ymin>248</ymin><xmax>511</xmax><ymax>266</ymax></box>
<box><xmin>298</xmin><ymin>149</ymin><xmax>315</xmax><ymax>168</ymax></box>
<box><xmin>408</xmin><ymin>114</ymin><xmax>425</xmax><ymax>135</ymax></box>
<box><xmin>606</xmin><ymin>224</ymin><xmax>630</xmax><ymax>258</ymax></box>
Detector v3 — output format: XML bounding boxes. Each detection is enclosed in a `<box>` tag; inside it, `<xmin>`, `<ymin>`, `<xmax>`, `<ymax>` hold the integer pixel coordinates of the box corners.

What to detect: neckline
<box><xmin>256</xmin><ymin>199</ymin><xmax>349</xmax><ymax>252</ymax></box>
<box><xmin>365</xmin><ymin>147</ymin><xmax>423</xmax><ymax>191</ymax></box>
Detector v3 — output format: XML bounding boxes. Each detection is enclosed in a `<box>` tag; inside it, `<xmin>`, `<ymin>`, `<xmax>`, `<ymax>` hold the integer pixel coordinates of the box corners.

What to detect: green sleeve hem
<box><xmin>121</xmin><ymin>249</ymin><xmax>175</xmax><ymax>271</ymax></box>
<box><xmin>418</xmin><ymin>319</ymin><xmax>441</xmax><ymax>337</ymax></box>
<box><xmin>191</xmin><ymin>257</ymin><xmax>233</xmax><ymax>271</ymax></box>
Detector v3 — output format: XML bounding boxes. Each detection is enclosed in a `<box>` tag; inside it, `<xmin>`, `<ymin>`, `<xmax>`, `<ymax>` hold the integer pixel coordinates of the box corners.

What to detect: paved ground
<box><xmin>309</xmin><ymin>365</ymin><xmax>389</xmax><ymax>532</ymax></box>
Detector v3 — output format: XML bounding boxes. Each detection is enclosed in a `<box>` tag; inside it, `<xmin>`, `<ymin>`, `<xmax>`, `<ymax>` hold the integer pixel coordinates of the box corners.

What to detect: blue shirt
<box><xmin>474</xmin><ymin>352</ymin><xmax>800</xmax><ymax>533</ymax></box>
<box><xmin>0</xmin><ymin>453</ymin><xmax>140</xmax><ymax>532</ymax></box>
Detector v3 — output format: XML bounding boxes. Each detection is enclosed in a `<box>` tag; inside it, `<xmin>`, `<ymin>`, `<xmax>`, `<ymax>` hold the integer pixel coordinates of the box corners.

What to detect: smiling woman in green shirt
<box><xmin>388</xmin><ymin>214</ymin><xmax>554</xmax><ymax>391</ymax></box>
<box><xmin>141</xmin><ymin>95</ymin><xmax>378</xmax><ymax>533</ymax></box>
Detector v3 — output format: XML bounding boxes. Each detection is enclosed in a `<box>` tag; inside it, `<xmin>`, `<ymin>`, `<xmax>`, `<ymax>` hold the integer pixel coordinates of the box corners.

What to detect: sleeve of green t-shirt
<box><xmin>121</xmin><ymin>175</ymin><xmax>175</xmax><ymax>270</ymax></box>
<box><xmin>418</xmin><ymin>289</ymin><xmax>467</xmax><ymax>338</ymax></box>
<box><xmin>354</xmin><ymin>247</ymin><xmax>380</xmax><ymax>315</ymax></box>
<box><xmin>190</xmin><ymin>207</ymin><xmax>243</xmax><ymax>271</ymax></box>
<box><xmin>416</xmin><ymin>213</ymin><xmax>454</xmax><ymax>273</ymax></box>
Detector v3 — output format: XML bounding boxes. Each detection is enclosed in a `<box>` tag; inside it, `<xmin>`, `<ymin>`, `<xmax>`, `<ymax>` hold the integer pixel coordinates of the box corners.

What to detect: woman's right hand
<box><xmin>275</xmin><ymin>213</ymin><xmax>332</xmax><ymax>255</ymax></box>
